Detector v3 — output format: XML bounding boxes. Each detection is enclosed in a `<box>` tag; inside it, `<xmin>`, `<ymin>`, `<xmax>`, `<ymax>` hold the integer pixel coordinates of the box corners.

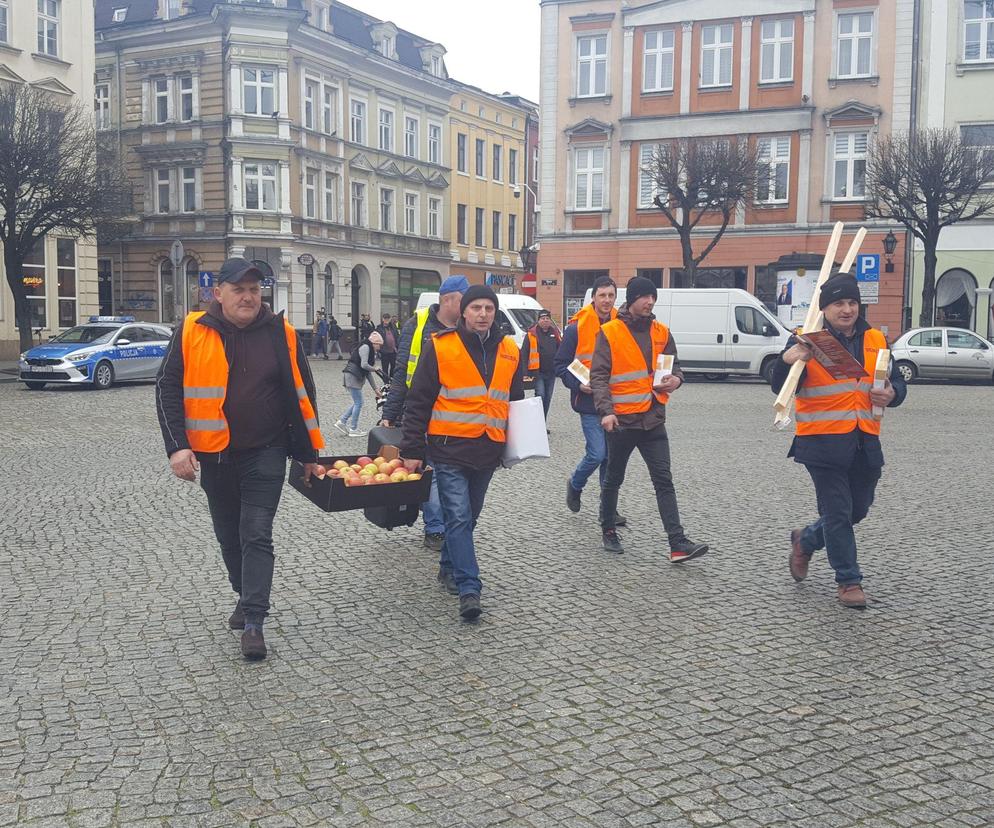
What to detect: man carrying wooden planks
<box><xmin>770</xmin><ymin>273</ymin><xmax>907</xmax><ymax>609</ymax></box>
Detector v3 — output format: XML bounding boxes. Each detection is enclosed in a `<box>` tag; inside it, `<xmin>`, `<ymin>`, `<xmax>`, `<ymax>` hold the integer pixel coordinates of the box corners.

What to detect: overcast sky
<box><xmin>355</xmin><ymin>0</ymin><xmax>541</xmax><ymax>102</ymax></box>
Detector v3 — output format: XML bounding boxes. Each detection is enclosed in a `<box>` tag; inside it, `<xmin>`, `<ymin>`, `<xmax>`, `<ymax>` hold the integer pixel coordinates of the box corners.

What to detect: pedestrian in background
<box><xmin>337</xmin><ymin>331</ymin><xmax>383</xmax><ymax>438</ymax></box>
<box><xmin>376</xmin><ymin>312</ymin><xmax>399</xmax><ymax>381</ymax></box>
<box><xmin>328</xmin><ymin>316</ymin><xmax>344</xmax><ymax>360</ymax></box>
<box><xmin>520</xmin><ymin>309</ymin><xmax>561</xmax><ymax>426</ymax></box>
<box><xmin>359</xmin><ymin>314</ymin><xmax>375</xmax><ymax>340</ymax></box>
<box><xmin>400</xmin><ymin>285</ymin><xmax>524</xmax><ymax>620</ymax></box>
<box><xmin>155</xmin><ymin>257</ymin><xmax>323</xmax><ymax>661</ymax></box>
<box><xmin>771</xmin><ymin>273</ymin><xmax>906</xmax><ymax>608</ymax></box>
<box><xmin>590</xmin><ymin>276</ymin><xmax>707</xmax><ymax>561</ymax></box>
<box><xmin>312</xmin><ymin>311</ymin><xmax>329</xmax><ymax>359</ymax></box>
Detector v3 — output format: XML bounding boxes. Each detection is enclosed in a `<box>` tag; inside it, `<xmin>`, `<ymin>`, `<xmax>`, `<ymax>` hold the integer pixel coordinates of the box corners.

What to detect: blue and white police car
<box><xmin>18</xmin><ymin>316</ymin><xmax>173</xmax><ymax>390</ymax></box>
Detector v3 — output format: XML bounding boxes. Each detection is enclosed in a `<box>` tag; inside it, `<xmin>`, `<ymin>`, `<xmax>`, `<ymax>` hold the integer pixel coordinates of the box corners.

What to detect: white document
<box><xmin>567</xmin><ymin>359</ymin><xmax>590</xmax><ymax>385</ymax></box>
<box><xmin>653</xmin><ymin>354</ymin><xmax>674</xmax><ymax>386</ymax></box>
<box><xmin>502</xmin><ymin>396</ymin><xmax>551</xmax><ymax>468</ymax></box>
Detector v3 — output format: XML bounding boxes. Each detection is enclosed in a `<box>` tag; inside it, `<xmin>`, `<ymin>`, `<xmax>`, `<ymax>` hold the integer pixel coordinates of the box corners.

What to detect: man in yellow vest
<box><xmin>590</xmin><ymin>277</ymin><xmax>708</xmax><ymax>560</ymax></box>
<box><xmin>399</xmin><ymin>284</ymin><xmax>524</xmax><ymax>620</ymax></box>
<box><xmin>771</xmin><ymin>273</ymin><xmax>906</xmax><ymax>608</ymax></box>
<box><xmin>155</xmin><ymin>258</ymin><xmax>323</xmax><ymax>660</ymax></box>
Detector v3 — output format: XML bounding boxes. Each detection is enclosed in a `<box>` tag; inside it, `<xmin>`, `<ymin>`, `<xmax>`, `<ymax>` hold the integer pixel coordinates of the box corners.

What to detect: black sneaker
<box><xmin>459</xmin><ymin>593</ymin><xmax>481</xmax><ymax>620</ymax></box>
<box><xmin>240</xmin><ymin>627</ymin><xmax>267</xmax><ymax>660</ymax></box>
<box><xmin>437</xmin><ymin>567</ymin><xmax>458</xmax><ymax>595</ymax></box>
<box><xmin>602</xmin><ymin>529</ymin><xmax>625</xmax><ymax>554</ymax></box>
<box><xmin>614</xmin><ymin>513</ymin><xmax>628</xmax><ymax>527</ymax></box>
<box><xmin>670</xmin><ymin>539</ymin><xmax>708</xmax><ymax>563</ymax></box>
<box><xmin>228</xmin><ymin>599</ymin><xmax>245</xmax><ymax>631</ymax></box>
<box><xmin>566</xmin><ymin>481</ymin><xmax>582</xmax><ymax>513</ymax></box>
<box><xmin>424</xmin><ymin>532</ymin><xmax>445</xmax><ymax>552</ymax></box>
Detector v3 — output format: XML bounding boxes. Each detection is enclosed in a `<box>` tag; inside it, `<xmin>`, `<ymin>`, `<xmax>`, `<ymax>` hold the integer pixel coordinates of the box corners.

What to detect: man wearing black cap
<box><xmin>589</xmin><ymin>276</ymin><xmax>708</xmax><ymax>561</ymax></box>
<box><xmin>155</xmin><ymin>257</ymin><xmax>323</xmax><ymax>659</ymax></box>
<box><xmin>519</xmin><ymin>309</ymin><xmax>561</xmax><ymax>423</ymax></box>
<box><xmin>771</xmin><ymin>272</ymin><xmax>907</xmax><ymax>608</ymax></box>
<box><xmin>399</xmin><ymin>284</ymin><xmax>525</xmax><ymax>620</ymax></box>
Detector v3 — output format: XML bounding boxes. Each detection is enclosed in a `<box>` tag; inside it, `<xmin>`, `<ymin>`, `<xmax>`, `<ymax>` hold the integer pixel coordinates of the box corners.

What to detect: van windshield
<box><xmin>509</xmin><ymin>309</ymin><xmax>540</xmax><ymax>330</ymax></box>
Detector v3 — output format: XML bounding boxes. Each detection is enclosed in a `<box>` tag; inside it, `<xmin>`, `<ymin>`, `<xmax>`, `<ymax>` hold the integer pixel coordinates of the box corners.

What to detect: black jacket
<box><xmin>375</xmin><ymin>321</ymin><xmax>400</xmax><ymax>354</ymax></box>
<box><xmin>520</xmin><ymin>324</ymin><xmax>561</xmax><ymax>376</ymax></box>
<box><xmin>155</xmin><ymin>303</ymin><xmax>319</xmax><ymax>464</ymax></box>
<box><xmin>400</xmin><ymin>321</ymin><xmax>525</xmax><ymax>469</ymax></box>
<box><xmin>770</xmin><ymin>318</ymin><xmax>907</xmax><ymax>468</ymax></box>
<box><xmin>382</xmin><ymin>304</ymin><xmax>453</xmax><ymax>423</ymax></box>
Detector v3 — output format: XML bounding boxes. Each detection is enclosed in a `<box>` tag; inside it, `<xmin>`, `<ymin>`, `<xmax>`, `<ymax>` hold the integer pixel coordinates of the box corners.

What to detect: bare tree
<box><xmin>0</xmin><ymin>83</ymin><xmax>131</xmax><ymax>352</ymax></box>
<box><xmin>865</xmin><ymin>128</ymin><xmax>994</xmax><ymax>327</ymax></box>
<box><xmin>643</xmin><ymin>137</ymin><xmax>758</xmax><ymax>287</ymax></box>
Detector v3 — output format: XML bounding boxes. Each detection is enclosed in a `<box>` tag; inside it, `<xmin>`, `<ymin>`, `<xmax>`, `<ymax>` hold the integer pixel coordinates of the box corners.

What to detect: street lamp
<box><xmin>883</xmin><ymin>230</ymin><xmax>898</xmax><ymax>273</ymax></box>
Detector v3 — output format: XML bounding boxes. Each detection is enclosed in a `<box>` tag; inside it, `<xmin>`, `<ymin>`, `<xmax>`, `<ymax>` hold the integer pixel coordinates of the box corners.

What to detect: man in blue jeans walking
<box><xmin>554</xmin><ymin>276</ymin><xmax>626</xmax><ymax>527</ymax></box>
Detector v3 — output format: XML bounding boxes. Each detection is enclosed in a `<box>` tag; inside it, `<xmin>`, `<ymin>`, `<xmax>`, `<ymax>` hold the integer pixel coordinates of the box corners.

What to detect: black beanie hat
<box><xmin>819</xmin><ymin>274</ymin><xmax>861</xmax><ymax>309</ymax></box>
<box><xmin>625</xmin><ymin>276</ymin><xmax>658</xmax><ymax>306</ymax></box>
<box><xmin>460</xmin><ymin>284</ymin><xmax>500</xmax><ymax>314</ymax></box>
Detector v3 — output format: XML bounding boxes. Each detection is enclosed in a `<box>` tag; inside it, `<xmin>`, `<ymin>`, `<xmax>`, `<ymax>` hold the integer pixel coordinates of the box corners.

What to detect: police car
<box><xmin>18</xmin><ymin>316</ymin><xmax>173</xmax><ymax>390</ymax></box>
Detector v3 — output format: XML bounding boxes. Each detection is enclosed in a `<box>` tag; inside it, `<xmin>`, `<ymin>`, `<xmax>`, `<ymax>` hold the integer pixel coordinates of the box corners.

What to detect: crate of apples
<box><xmin>317</xmin><ymin>455</ymin><xmax>423</xmax><ymax>487</ymax></box>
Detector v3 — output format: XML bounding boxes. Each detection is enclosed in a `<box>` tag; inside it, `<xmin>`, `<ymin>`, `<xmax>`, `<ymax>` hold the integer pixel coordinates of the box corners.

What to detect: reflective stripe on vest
<box><xmin>181</xmin><ymin>312</ymin><xmax>324</xmax><ymax>453</ymax></box>
<box><xmin>794</xmin><ymin>328</ymin><xmax>887</xmax><ymax>437</ymax></box>
<box><xmin>569</xmin><ymin>303</ymin><xmax>617</xmax><ymax>368</ymax></box>
<box><xmin>427</xmin><ymin>332</ymin><xmax>519</xmax><ymax>442</ymax></box>
<box><xmin>405</xmin><ymin>307</ymin><xmax>431</xmax><ymax>388</ymax></box>
<box><xmin>527</xmin><ymin>332</ymin><xmax>540</xmax><ymax>372</ymax></box>
<box><xmin>601</xmin><ymin>318</ymin><xmax>670</xmax><ymax>415</ymax></box>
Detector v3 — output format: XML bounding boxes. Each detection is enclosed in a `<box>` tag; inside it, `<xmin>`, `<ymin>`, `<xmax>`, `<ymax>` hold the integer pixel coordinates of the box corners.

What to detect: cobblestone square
<box><xmin>2</xmin><ymin>363</ymin><xmax>993</xmax><ymax>827</ymax></box>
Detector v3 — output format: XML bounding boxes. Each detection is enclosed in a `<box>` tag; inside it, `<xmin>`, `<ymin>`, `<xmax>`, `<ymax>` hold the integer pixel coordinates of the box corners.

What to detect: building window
<box><xmin>304</xmin><ymin>81</ymin><xmax>317</xmax><ymax>130</ymax></box>
<box><xmin>479</xmin><ymin>105</ymin><xmax>486</xmax><ymax>118</ymax></box>
<box><xmin>324</xmin><ymin>172</ymin><xmax>338</xmax><ymax>221</ymax></box>
<box><xmin>492</xmin><ymin>211</ymin><xmax>501</xmax><ymax>250</ymax></box>
<box><xmin>475</xmin><ymin>138</ymin><xmax>485</xmax><ymax>177</ymax></box>
<box><xmin>508</xmin><ymin>213</ymin><xmax>517</xmax><ymax>251</ymax></box>
<box><xmin>457</xmin><ymin>133</ymin><xmax>468</xmax><ymax>172</ymax></box>
<box><xmin>428</xmin><ymin>196</ymin><xmax>440</xmax><ymax>237</ymax></box>
<box><xmin>475</xmin><ymin>207</ymin><xmax>485</xmax><ymax>246</ymax></box>
<box><xmin>961</xmin><ymin>123</ymin><xmax>994</xmax><ymax>147</ymax></box>
<box><xmin>378</xmin><ymin>34</ymin><xmax>396</xmax><ymax>58</ymax></box>
<box><xmin>492</xmin><ymin>144</ymin><xmax>503</xmax><ymax>181</ymax></box>
<box><xmin>305</xmin><ymin>264</ymin><xmax>314</xmax><ymax>324</ymax></box>
<box><xmin>836</xmin><ymin>12</ymin><xmax>874</xmax><ymax>78</ymax></box>
<box><xmin>37</xmin><ymin>0</ymin><xmax>60</xmax><ymax>57</ymax></box>
<box><xmin>94</xmin><ymin>84</ymin><xmax>110</xmax><ymax>130</ymax></box>
<box><xmin>574</xmin><ymin>147</ymin><xmax>605</xmax><ymax>210</ymax></box>
<box><xmin>21</xmin><ymin>240</ymin><xmax>47</xmax><ymax>330</ymax></box>
<box><xmin>965</xmin><ymin>1</ymin><xmax>994</xmax><ymax>61</ymax></box>
<box><xmin>431</xmin><ymin>54</ymin><xmax>442</xmax><ymax>77</ymax></box>
<box><xmin>182</xmin><ymin>167</ymin><xmax>197</xmax><ymax>212</ymax></box>
<box><xmin>532</xmin><ymin>146</ymin><xmax>539</xmax><ymax>182</ymax></box>
<box><xmin>350</xmin><ymin>99</ymin><xmax>366</xmax><ymax>144</ymax></box>
<box><xmin>179</xmin><ymin>75</ymin><xmax>194</xmax><ymax>121</ymax></box>
<box><xmin>305</xmin><ymin>169</ymin><xmax>317</xmax><ymax>218</ymax></box>
<box><xmin>457</xmin><ymin>203</ymin><xmax>467</xmax><ymax>244</ymax></box>
<box><xmin>637</xmin><ymin>143</ymin><xmax>665</xmax><ymax>209</ymax></box>
<box><xmin>112</xmin><ymin>7</ymin><xmax>127</xmax><ymax>22</ymax></box>
<box><xmin>351</xmin><ymin>181</ymin><xmax>366</xmax><ymax>226</ymax></box>
<box><xmin>379</xmin><ymin>187</ymin><xmax>394</xmax><ymax>232</ymax></box>
<box><xmin>0</xmin><ymin>0</ymin><xmax>8</xmax><ymax>43</ymax></box>
<box><xmin>154</xmin><ymin>78</ymin><xmax>169</xmax><ymax>123</ymax></box>
<box><xmin>404</xmin><ymin>192</ymin><xmax>419</xmax><ymax>234</ymax></box>
<box><xmin>509</xmin><ymin>148</ymin><xmax>518</xmax><ymax>185</ymax></box>
<box><xmin>756</xmin><ymin>136</ymin><xmax>790</xmax><ymax>203</ymax></box>
<box><xmin>57</xmin><ymin>238</ymin><xmax>76</xmax><ymax>328</ymax></box>
<box><xmin>322</xmin><ymin>86</ymin><xmax>335</xmax><ymax>134</ymax></box>
<box><xmin>832</xmin><ymin>132</ymin><xmax>868</xmax><ymax>199</ymax></box>
<box><xmin>244</xmin><ymin>161</ymin><xmax>278</xmax><ymax>211</ymax></box>
<box><xmin>700</xmin><ymin>23</ymin><xmax>734</xmax><ymax>88</ymax></box>
<box><xmin>163</xmin><ymin>0</ymin><xmax>181</xmax><ymax>19</ymax></box>
<box><xmin>379</xmin><ymin>108</ymin><xmax>394</xmax><ymax>152</ymax></box>
<box><xmin>643</xmin><ymin>29</ymin><xmax>675</xmax><ymax>92</ymax></box>
<box><xmin>404</xmin><ymin>116</ymin><xmax>418</xmax><ymax>158</ymax></box>
<box><xmin>243</xmin><ymin>68</ymin><xmax>276</xmax><ymax>116</ymax></box>
<box><xmin>760</xmin><ymin>18</ymin><xmax>794</xmax><ymax>83</ymax></box>
<box><xmin>156</xmin><ymin>169</ymin><xmax>171</xmax><ymax>213</ymax></box>
<box><xmin>428</xmin><ymin>123</ymin><xmax>442</xmax><ymax>164</ymax></box>
<box><xmin>577</xmin><ymin>34</ymin><xmax>607</xmax><ymax>97</ymax></box>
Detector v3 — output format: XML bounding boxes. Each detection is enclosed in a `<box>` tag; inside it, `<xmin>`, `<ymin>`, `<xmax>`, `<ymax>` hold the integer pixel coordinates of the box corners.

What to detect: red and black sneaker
<box><xmin>669</xmin><ymin>540</ymin><xmax>708</xmax><ymax>563</ymax></box>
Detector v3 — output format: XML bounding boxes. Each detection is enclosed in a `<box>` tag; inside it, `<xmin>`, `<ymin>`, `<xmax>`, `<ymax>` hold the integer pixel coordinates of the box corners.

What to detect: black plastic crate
<box><xmin>289</xmin><ymin>455</ymin><xmax>432</xmax><ymax>513</ymax></box>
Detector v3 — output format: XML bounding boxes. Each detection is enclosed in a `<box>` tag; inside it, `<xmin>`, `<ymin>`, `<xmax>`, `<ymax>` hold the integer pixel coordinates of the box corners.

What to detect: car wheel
<box><xmin>760</xmin><ymin>357</ymin><xmax>778</xmax><ymax>385</ymax></box>
<box><xmin>703</xmin><ymin>373</ymin><xmax>728</xmax><ymax>381</ymax></box>
<box><xmin>93</xmin><ymin>361</ymin><xmax>114</xmax><ymax>390</ymax></box>
<box><xmin>895</xmin><ymin>360</ymin><xmax>916</xmax><ymax>383</ymax></box>
<box><xmin>24</xmin><ymin>381</ymin><xmax>46</xmax><ymax>391</ymax></box>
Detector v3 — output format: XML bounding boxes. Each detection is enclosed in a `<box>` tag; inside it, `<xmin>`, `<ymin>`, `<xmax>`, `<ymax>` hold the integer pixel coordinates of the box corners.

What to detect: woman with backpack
<box><xmin>336</xmin><ymin>331</ymin><xmax>383</xmax><ymax>438</ymax></box>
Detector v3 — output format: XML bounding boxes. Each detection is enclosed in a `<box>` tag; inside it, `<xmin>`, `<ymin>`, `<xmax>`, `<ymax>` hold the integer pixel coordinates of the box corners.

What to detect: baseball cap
<box><xmin>439</xmin><ymin>275</ymin><xmax>470</xmax><ymax>295</ymax></box>
<box><xmin>538</xmin><ymin>309</ymin><xmax>552</xmax><ymax>319</ymax></box>
<box><xmin>218</xmin><ymin>257</ymin><xmax>264</xmax><ymax>285</ymax></box>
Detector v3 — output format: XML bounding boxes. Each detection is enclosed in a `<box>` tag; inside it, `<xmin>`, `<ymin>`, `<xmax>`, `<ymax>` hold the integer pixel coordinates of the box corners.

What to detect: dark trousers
<box><xmin>380</xmin><ymin>352</ymin><xmax>396</xmax><ymax>380</ymax></box>
<box><xmin>801</xmin><ymin>453</ymin><xmax>881</xmax><ymax>585</ymax></box>
<box><xmin>312</xmin><ymin>334</ymin><xmax>327</xmax><ymax>357</ymax></box>
<box><xmin>199</xmin><ymin>446</ymin><xmax>287</xmax><ymax>624</ymax></box>
<box><xmin>600</xmin><ymin>423</ymin><xmax>685</xmax><ymax>544</ymax></box>
<box><xmin>533</xmin><ymin>372</ymin><xmax>555</xmax><ymax>419</ymax></box>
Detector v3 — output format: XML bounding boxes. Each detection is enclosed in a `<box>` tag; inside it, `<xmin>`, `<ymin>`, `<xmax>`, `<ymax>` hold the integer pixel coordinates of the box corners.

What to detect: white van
<box><xmin>580</xmin><ymin>287</ymin><xmax>790</xmax><ymax>382</ymax></box>
<box><xmin>416</xmin><ymin>291</ymin><xmax>544</xmax><ymax>348</ymax></box>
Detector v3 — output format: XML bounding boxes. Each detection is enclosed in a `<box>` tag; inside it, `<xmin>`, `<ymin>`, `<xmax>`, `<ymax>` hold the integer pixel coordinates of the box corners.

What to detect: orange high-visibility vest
<box><xmin>795</xmin><ymin>328</ymin><xmax>887</xmax><ymax>436</ymax></box>
<box><xmin>428</xmin><ymin>331</ymin><xmax>519</xmax><ymax>442</ymax></box>
<box><xmin>601</xmin><ymin>318</ymin><xmax>671</xmax><ymax>414</ymax></box>
<box><xmin>570</xmin><ymin>303</ymin><xmax>617</xmax><ymax>369</ymax></box>
<box><xmin>180</xmin><ymin>312</ymin><xmax>324</xmax><ymax>453</ymax></box>
<box><xmin>527</xmin><ymin>332</ymin><xmax>540</xmax><ymax>372</ymax></box>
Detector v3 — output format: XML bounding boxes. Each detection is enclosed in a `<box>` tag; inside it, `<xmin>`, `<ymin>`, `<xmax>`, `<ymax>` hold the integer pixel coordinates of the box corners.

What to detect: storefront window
<box><xmin>671</xmin><ymin>267</ymin><xmax>747</xmax><ymax>290</ymax></box>
<box><xmin>935</xmin><ymin>269</ymin><xmax>977</xmax><ymax>329</ymax></box>
<box><xmin>57</xmin><ymin>238</ymin><xmax>77</xmax><ymax>328</ymax></box>
<box><xmin>97</xmin><ymin>258</ymin><xmax>114</xmax><ymax>315</ymax></box>
<box><xmin>20</xmin><ymin>240</ymin><xmax>47</xmax><ymax>330</ymax></box>
<box><xmin>380</xmin><ymin>267</ymin><xmax>440</xmax><ymax>322</ymax></box>
<box><xmin>754</xmin><ymin>266</ymin><xmax>777</xmax><ymax>312</ymax></box>
<box><xmin>305</xmin><ymin>264</ymin><xmax>314</xmax><ymax>324</ymax></box>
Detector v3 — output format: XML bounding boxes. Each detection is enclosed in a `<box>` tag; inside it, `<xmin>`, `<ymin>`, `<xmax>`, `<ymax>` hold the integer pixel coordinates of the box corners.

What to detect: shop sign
<box><xmin>298</xmin><ymin>253</ymin><xmax>316</xmax><ymax>266</ymax></box>
<box><xmin>485</xmin><ymin>272</ymin><xmax>516</xmax><ymax>289</ymax></box>
<box><xmin>22</xmin><ymin>276</ymin><xmax>44</xmax><ymax>289</ymax></box>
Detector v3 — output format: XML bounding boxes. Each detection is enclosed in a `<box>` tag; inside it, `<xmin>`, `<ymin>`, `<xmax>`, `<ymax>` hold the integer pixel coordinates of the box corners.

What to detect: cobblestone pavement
<box><xmin>2</xmin><ymin>360</ymin><xmax>994</xmax><ymax>828</ymax></box>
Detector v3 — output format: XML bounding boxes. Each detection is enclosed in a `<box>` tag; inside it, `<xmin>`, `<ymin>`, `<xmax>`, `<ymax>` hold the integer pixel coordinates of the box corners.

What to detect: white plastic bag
<box><xmin>502</xmin><ymin>396</ymin><xmax>551</xmax><ymax>467</ymax></box>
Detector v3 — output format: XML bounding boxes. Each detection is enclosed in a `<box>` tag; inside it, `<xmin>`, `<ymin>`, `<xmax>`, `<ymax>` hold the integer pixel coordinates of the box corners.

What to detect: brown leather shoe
<box><xmin>837</xmin><ymin>584</ymin><xmax>866</xmax><ymax>609</ymax></box>
<box><xmin>228</xmin><ymin>599</ymin><xmax>245</xmax><ymax>630</ymax></box>
<box><xmin>240</xmin><ymin>627</ymin><xmax>267</xmax><ymax>660</ymax></box>
<box><xmin>789</xmin><ymin>530</ymin><xmax>809</xmax><ymax>582</ymax></box>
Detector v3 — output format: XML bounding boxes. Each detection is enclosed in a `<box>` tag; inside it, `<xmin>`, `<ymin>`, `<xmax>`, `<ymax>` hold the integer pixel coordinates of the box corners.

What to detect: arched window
<box><xmin>159</xmin><ymin>259</ymin><xmax>177</xmax><ymax>324</ymax></box>
<box><xmin>934</xmin><ymin>268</ymin><xmax>977</xmax><ymax>329</ymax></box>
<box><xmin>305</xmin><ymin>264</ymin><xmax>314</xmax><ymax>323</ymax></box>
<box><xmin>324</xmin><ymin>262</ymin><xmax>335</xmax><ymax>314</ymax></box>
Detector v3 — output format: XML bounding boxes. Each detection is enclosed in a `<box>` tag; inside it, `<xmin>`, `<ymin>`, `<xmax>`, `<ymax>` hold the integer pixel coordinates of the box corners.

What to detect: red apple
<box><xmin>373</xmin><ymin>473</ymin><xmax>390</xmax><ymax>484</ymax></box>
<box><xmin>313</xmin><ymin>464</ymin><xmax>327</xmax><ymax>479</ymax></box>
<box><xmin>332</xmin><ymin>460</ymin><xmax>349</xmax><ymax>471</ymax></box>
<box><xmin>350</xmin><ymin>464</ymin><xmax>362</xmax><ymax>473</ymax></box>
<box><xmin>357</xmin><ymin>456</ymin><xmax>373</xmax><ymax>467</ymax></box>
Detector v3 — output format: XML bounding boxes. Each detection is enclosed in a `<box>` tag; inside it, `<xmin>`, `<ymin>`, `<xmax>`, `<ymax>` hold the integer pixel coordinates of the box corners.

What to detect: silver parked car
<box><xmin>890</xmin><ymin>327</ymin><xmax>994</xmax><ymax>383</ymax></box>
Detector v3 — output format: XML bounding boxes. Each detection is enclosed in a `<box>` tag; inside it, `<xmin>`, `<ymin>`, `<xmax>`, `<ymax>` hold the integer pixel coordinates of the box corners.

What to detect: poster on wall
<box><xmin>776</xmin><ymin>268</ymin><xmax>818</xmax><ymax>327</ymax></box>
<box><xmin>564</xmin><ymin>297</ymin><xmax>584</xmax><ymax>321</ymax></box>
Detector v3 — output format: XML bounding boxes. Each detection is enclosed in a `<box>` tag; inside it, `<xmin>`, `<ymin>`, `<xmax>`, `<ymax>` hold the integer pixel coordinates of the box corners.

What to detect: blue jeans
<box><xmin>422</xmin><ymin>458</ymin><xmax>445</xmax><ymax>535</ymax></box>
<box><xmin>434</xmin><ymin>462</ymin><xmax>495</xmax><ymax>597</ymax></box>
<box><xmin>534</xmin><ymin>373</ymin><xmax>555</xmax><ymax>418</ymax></box>
<box><xmin>570</xmin><ymin>412</ymin><xmax>607</xmax><ymax>492</ymax></box>
<box><xmin>800</xmin><ymin>453</ymin><xmax>881</xmax><ymax>585</ymax></box>
<box><xmin>339</xmin><ymin>387</ymin><xmax>364</xmax><ymax>429</ymax></box>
